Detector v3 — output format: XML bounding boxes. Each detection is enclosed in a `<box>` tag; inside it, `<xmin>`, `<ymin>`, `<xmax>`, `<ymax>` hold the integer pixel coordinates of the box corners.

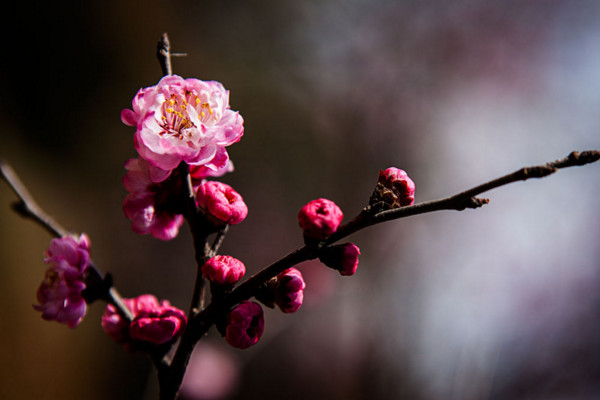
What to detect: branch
<box><xmin>326</xmin><ymin>150</ymin><xmax>600</xmax><ymax>242</ymax></box>
<box><xmin>1</xmin><ymin>160</ymin><xmax>68</xmax><ymax>238</ymax></box>
<box><xmin>156</xmin><ymin>33</ymin><xmax>187</xmax><ymax>76</ymax></box>
<box><xmin>157</xmin><ymin>149</ymin><xmax>599</xmax><ymax>398</ymax></box>
<box><xmin>0</xmin><ymin>159</ymin><xmax>133</xmax><ymax>322</ymax></box>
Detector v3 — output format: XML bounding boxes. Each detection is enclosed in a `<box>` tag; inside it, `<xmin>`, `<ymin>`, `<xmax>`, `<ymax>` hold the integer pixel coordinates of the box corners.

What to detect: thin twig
<box><xmin>157</xmin><ymin>33</ymin><xmax>173</xmax><ymax>76</ymax></box>
<box><xmin>1</xmin><ymin>160</ymin><xmax>68</xmax><ymax>238</ymax></box>
<box><xmin>0</xmin><ymin>159</ymin><xmax>133</xmax><ymax>322</ymax></box>
<box><xmin>209</xmin><ymin>225</ymin><xmax>229</xmax><ymax>258</ymax></box>
<box><xmin>156</xmin><ymin>33</ymin><xmax>187</xmax><ymax>77</ymax></box>
<box><xmin>326</xmin><ymin>150</ymin><xmax>600</xmax><ymax>243</ymax></box>
<box><xmin>157</xmin><ymin>149</ymin><xmax>600</xmax><ymax>399</ymax></box>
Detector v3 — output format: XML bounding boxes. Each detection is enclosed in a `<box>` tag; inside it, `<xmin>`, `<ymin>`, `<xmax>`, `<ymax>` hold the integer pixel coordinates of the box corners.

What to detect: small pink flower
<box><xmin>122</xmin><ymin>75</ymin><xmax>244</xmax><ymax>172</ymax></box>
<box><xmin>201</xmin><ymin>255</ymin><xmax>246</xmax><ymax>285</ymax></box>
<box><xmin>275</xmin><ymin>268</ymin><xmax>306</xmax><ymax>313</ymax></box>
<box><xmin>298</xmin><ymin>198</ymin><xmax>344</xmax><ymax>240</ymax></box>
<box><xmin>318</xmin><ymin>242</ymin><xmax>361</xmax><ymax>276</ymax></box>
<box><xmin>196</xmin><ymin>181</ymin><xmax>248</xmax><ymax>225</ymax></box>
<box><xmin>102</xmin><ymin>294</ymin><xmax>187</xmax><ymax>346</ymax></box>
<box><xmin>33</xmin><ymin>234</ymin><xmax>91</xmax><ymax>328</ymax></box>
<box><xmin>123</xmin><ymin>158</ymin><xmax>185</xmax><ymax>241</ymax></box>
<box><xmin>378</xmin><ymin>167</ymin><xmax>415</xmax><ymax>207</ymax></box>
<box><xmin>225</xmin><ymin>301</ymin><xmax>264</xmax><ymax>349</ymax></box>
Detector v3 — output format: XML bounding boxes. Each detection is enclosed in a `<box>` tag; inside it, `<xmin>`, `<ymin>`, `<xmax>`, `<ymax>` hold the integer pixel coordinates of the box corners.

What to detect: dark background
<box><xmin>1</xmin><ymin>1</ymin><xmax>599</xmax><ymax>399</ymax></box>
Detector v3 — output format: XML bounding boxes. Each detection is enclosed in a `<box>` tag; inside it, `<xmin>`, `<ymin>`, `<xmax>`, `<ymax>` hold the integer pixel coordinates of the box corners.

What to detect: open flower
<box><xmin>123</xmin><ymin>157</ymin><xmax>185</xmax><ymax>241</ymax></box>
<box><xmin>189</xmin><ymin>147</ymin><xmax>234</xmax><ymax>188</ymax></box>
<box><xmin>298</xmin><ymin>198</ymin><xmax>344</xmax><ymax>240</ymax></box>
<box><xmin>122</xmin><ymin>75</ymin><xmax>244</xmax><ymax>173</ymax></box>
<box><xmin>225</xmin><ymin>301</ymin><xmax>264</xmax><ymax>349</ymax></box>
<box><xmin>33</xmin><ymin>234</ymin><xmax>91</xmax><ymax>328</ymax></box>
<box><xmin>102</xmin><ymin>294</ymin><xmax>187</xmax><ymax>346</ymax></box>
<box><xmin>196</xmin><ymin>181</ymin><xmax>248</xmax><ymax>225</ymax></box>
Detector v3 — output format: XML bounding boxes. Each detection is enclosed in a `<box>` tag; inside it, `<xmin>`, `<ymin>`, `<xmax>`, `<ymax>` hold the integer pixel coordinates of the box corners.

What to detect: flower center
<box><xmin>160</xmin><ymin>92</ymin><xmax>215</xmax><ymax>140</ymax></box>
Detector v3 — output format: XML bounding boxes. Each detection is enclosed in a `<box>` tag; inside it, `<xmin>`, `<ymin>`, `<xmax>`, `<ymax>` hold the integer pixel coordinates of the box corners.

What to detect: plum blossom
<box><xmin>102</xmin><ymin>294</ymin><xmax>186</xmax><ymax>346</ymax></box>
<box><xmin>371</xmin><ymin>167</ymin><xmax>415</xmax><ymax>209</ymax></box>
<box><xmin>274</xmin><ymin>268</ymin><xmax>306</xmax><ymax>313</ymax></box>
<box><xmin>121</xmin><ymin>75</ymin><xmax>244</xmax><ymax>175</ymax></box>
<box><xmin>225</xmin><ymin>301</ymin><xmax>264</xmax><ymax>349</ymax></box>
<box><xmin>255</xmin><ymin>268</ymin><xmax>306</xmax><ymax>313</ymax></box>
<box><xmin>189</xmin><ymin>148</ymin><xmax>234</xmax><ymax>188</ymax></box>
<box><xmin>196</xmin><ymin>181</ymin><xmax>248</xmax><ymax>225</ymax></box>
<box><xmin>298</xmin><ymin>198</ymin><xmax>344</xmax><ymax>240</ymax></box>
<box><xmin>33</xmin><ymin>234</ymin><xmax>91</xmax><ymax>328</ymax></box>
<box><xmin>123</xmin><ymin>157</ymin><xmax>185</xmax><ymax>240</ymax></box>
<box><xmin>201</xmin><ymin>255</ymin><xmax>246</xmax><ymax>285</ymax></box>
<box><xmin>318</xmin><ymin>242</ymin><xmax>361</xmax><ymax>276</ymax></box>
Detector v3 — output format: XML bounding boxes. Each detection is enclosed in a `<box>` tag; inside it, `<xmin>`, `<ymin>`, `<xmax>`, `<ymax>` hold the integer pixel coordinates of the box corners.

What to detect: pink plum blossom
<box><xmin>298</xmin><ymin>198</ymin><xmax>344</xmax><ymax>240</ymax></box>
<box><xmin>196</xmin><ymin>181</ymin><xmax>248</xmax><ymax>225</ymax></box>
<box><xmin>201</xmin><ymin>255</ymin><xmax>246</xmax><ymax>285</ymax></box>
<box><xmin>102</xmin><ymin>294</ymin><xmax>186</xmax><ymax>346</ymax></box>
<box><xmin>189</xmin><ymin>148</ymin><xmax>234</xmax><ymax>188</ymax></box>
<box><xmin>123</xmin><ymin>157</ymin><xmax>185</xmax><ymax>241</ymax></box>
<box><xmin>318</xmin><ymin>242</ymin><xmax>361</xmax><ymax>276</ymax></box>
<box><xmin>225</xmin><ymin>301</ymin><xmax>264</xmax><ymax>349</ymax></box>
<box><xmin>121</xmin><ymin>75</ymin><xmax>244</xmax><ymax>174</ymax></box>
<box><xmin>378</xmin><ymin>167</ymin><xmax>415</xmax><ymax>207</ymax></box>
<box><xmin>33</xmin><ymin>234</ymin><xmax>91</xmax><ymax>328</ymax></box>
<box><xmin>274</xmin><ymin>268</ymin><xmax>306</xmax><ymax>313</ymax></box>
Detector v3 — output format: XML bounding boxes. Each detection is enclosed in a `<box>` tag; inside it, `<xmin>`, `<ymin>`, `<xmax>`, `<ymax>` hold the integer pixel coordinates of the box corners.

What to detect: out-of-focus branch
<box><xmin>1</xmin><ymin>160</ymin><xmax>68</xmax><ymax>238</ymax></box>
<box><xmin>0</xmin><ymin>160</ymin><xmax>133</xmax><ymax>322</ymax></box>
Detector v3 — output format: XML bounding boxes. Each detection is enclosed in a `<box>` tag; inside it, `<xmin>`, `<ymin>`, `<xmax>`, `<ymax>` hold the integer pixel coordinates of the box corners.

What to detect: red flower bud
<box><xmin>298</xmin><ymin>198</ymin><xmax>343</xmax><ymax>240</ymax></box>
<box><xmin>225</xmin><ymin>301</ymin><xmax>265</xmax><ymax>349</ymax></box>
<box><xmin>319</xmin><ymin>242</ymin><xmax>361</xmax><ymax>276</ymax></box>
<box><xmin>201</xmin><ymin>255</ymin><xmax>246</xmax><ymax>285</ymax></box>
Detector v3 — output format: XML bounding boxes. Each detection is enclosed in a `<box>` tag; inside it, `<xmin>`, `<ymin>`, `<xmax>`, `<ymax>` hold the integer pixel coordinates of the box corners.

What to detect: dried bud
<box><xmin>225</xmin><ymin>301</ymin><xmax>265</xmax><ymax>349</ymax></box>
<box><xmin>298</xmin><ymin>198</ymin><xmax>344</xmax><ymax>241</ymax></box>
<box><xmin>201</xmin><ymin>255</ymin><xmax>246</xmax><ymax>285</ymax></box>
<box><xmin>369</xmin><ymin>167</ymin><xmax>415</xmax><ymax>211</ymax></box>
<box><xmin>196</xmin><ymin>181</ymin><xmax>248</xmax><ymax>225</ymax></box>
<box><xmin>319</xmin><ymin>243</ymin><xmax>361</xmax><ymax>276</ymax></box>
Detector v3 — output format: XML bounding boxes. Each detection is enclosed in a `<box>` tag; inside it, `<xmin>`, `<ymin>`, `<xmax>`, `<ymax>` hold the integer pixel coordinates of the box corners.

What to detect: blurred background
<box><xmin>1</xmin><ymin>1</ymin><xmax>599</xmax><ymax>399</ymax></box>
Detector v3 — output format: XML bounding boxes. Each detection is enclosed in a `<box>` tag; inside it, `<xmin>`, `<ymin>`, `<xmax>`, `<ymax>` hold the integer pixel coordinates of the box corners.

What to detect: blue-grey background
<box><xmin>1</xmin><ymin>1</ymin><xmax>599</xmax><ymax>399</ymax></box>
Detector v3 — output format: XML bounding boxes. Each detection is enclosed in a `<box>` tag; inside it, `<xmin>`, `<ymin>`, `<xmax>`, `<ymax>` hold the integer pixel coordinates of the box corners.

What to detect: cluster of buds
<box><xmin>32</xmin><ymin>68</ymin><xmax>416</xmax><ymax>360</ymax></box>
<box><xmin>297</xmin><ymin>198</ymin><xmax>361</xmax><ymax>276</ymax></box>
